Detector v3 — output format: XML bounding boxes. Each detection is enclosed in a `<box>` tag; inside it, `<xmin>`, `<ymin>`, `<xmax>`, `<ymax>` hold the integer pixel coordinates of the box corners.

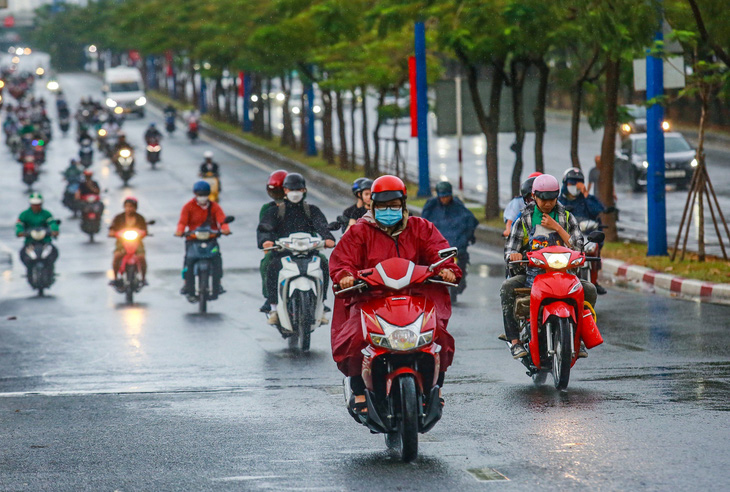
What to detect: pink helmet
<box><xmin>532</xmin><ymin>174</ymin><xmax>560</xmax><ymax>200</ymax></box>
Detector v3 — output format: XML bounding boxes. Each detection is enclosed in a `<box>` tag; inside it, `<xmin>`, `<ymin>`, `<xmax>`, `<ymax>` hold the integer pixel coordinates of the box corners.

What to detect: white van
<box><xmin>103</xmin><ymin>67</ymin><xmax>146</xmax><ymax>117</ymax></box>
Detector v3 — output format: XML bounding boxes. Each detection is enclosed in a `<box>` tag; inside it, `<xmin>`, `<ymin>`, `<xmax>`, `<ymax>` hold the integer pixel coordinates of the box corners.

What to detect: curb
<box><xmin>601</xmin><ymin>258</ymin><xmax>730</xmax><ymax>304</ymax></box>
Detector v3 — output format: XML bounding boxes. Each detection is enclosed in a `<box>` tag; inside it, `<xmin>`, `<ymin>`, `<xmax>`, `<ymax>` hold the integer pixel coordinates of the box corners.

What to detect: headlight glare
<box><xmin>544</xmin><ymin>253</ymin><xmax>571</xmax><ymax>269</ymax></box>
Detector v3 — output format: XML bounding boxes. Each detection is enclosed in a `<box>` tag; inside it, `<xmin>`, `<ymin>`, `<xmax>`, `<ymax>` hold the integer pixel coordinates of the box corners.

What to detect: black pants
<box><xmin>456</xmin><ymin>250</ymin><xmax>469</xmax><ymax>294</ymax></box>
<box><xmin>500</xmin><ymin>274</ymin><xmax>597</xmax><ymax>341</ymax></box>
<box><xmin>266</xmin><ymin>252</ymin><xmax>329</xmax><ymax>305</ymax></box>
<box><xmin>20</xmin><ymin>244</ymin><xmax>58</xmax><ymax>270</ymax></box>
<box><xmin>183</xmin><ymin>242</ymin><xmax>222</xmax><ymax>295</ymax></box>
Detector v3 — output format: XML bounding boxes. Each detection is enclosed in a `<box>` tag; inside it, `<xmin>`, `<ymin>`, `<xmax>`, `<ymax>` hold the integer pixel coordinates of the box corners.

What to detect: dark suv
<box><xmin>614</xmin><ymin>132</ymin><xmax>697</xmax><ymax>191</ymax></box>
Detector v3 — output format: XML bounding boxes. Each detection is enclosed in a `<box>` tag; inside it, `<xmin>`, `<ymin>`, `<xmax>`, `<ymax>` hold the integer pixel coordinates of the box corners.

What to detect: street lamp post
<box><xmin>415</xmin><ymin>22</ymin><xmax>430</xmax><ymax>197</ymax></box>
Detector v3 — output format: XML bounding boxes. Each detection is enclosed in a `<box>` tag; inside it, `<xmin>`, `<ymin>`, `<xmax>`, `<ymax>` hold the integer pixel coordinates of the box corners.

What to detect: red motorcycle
<box><xmin>187</xmin><ymin>119</ymin><xmax>199</xmax><ymax>143</ymax></box>
<box><xmin>22</xmin><ymin>158</ymin><xmax>38</xmax><ymax>190</ymax></box>
<box><xmin>507</xmin><ymin>240</ymin><xmax>604</xmax><ymax>390</ymax></box>
<box><xmin>335</xmin><ymin>247</ymin><xmax>458</xmax><ymax>462</ymax></box>
<box><xmin>111</xmin><ymin>224</ymin><xmax>152</xmax><ymax>304</ymax></box>
<box><xmin>80</xmin><ymin>194</ymin><xmax>104</xmax><ymax>242</ymax></box>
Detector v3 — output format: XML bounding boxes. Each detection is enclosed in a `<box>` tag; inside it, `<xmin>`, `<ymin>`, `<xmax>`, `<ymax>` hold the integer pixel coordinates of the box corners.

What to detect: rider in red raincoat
<box><xmin>329</xmin><ymin>175</ymin><xmax>461</xmax><ymax>401</ymax></box>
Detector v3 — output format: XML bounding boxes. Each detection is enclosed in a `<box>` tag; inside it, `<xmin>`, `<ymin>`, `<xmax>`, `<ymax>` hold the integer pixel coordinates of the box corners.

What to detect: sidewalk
<box><xmin>153</xmin><ymin>97</ymin><xmax>730</xmax><ymax>307</ymax></box>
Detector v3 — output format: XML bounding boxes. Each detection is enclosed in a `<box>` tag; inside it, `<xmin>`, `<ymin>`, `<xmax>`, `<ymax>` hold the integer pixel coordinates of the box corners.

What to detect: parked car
<box><xmin>615</xmin><ymin>132</ymin><xmax>698</xmax><ymax>191</ymax></box>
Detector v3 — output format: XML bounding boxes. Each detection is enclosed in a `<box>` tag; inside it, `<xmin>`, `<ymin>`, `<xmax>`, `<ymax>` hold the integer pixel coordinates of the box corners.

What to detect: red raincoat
<box><xmin>329</xmin><ymin>212</ymin><xmax>461</xmax><ymax>377</ymax></box>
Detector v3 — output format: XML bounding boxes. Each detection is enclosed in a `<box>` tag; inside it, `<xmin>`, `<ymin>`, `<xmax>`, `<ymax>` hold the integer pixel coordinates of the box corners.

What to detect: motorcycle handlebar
<box><xmin>333</xmin><ymin>281</ymin><xmax>367</xmax><ymax>295</ymax></box>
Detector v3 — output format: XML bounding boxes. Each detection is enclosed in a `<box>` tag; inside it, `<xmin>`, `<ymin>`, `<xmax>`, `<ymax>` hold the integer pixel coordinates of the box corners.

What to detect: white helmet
<box><xmin>204</xmin><ymin>151</ymin><xmax>213</xmax><ymax>159</ymax></box>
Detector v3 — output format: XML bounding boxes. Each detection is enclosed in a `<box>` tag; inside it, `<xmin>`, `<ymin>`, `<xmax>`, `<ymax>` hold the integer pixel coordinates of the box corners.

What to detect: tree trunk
<box><xmin>533</xmin><ymin>59</ymin><xmax>549</xmax><ymax>174</ymax></box>
<box><xmin>224</xmin><ymin>77</ymin><xmax>232</xmax><ymax>122</ymax></box>
<box><xmin>696</xmin><ymin>84</ymin><xmax>709</xmax><ymax>262</ymax></box>
<box><xmin>299</xmin><ymin>90</ymin><xmax>307</xmax><ymax>152</ymax></box>
<box><xmin>360</xmin><ymin>85</ymin><xmax>372</xmax><ymax>176</ymax></box>
<box><xmin>252</xmin><ymin>74</ymin><xmax>265</xmax><ymax>136</ymax></box>
<box><xmin>510</xmin><ymin>59</ymin><xmax>528</xmax><ymax>198</ymax></box>
<box><xmin>190</xmin><ymin>65</ymin><xmax>198</xmax><ymax>109</ymax></box>
<box><xmin>322</xmin><ymin>88</ymin><xmax>335</xmax><ymax>164</ymax></box>
<box><xmin>280</xmin><ymin>76</ymin><xmax>295</xmax><ymax>147</ymax></box>
<box><xmin>372</xmin><ymin>88</ymin><xmax>386</xmax><ymax>175</ymax></box>
<box><xmin>350</xmin><ymin>89</ymin><xmax>357</xmax><ymax>169</ymax></box>
<box><xmin>265</xmin><ymin>78</ymin><xmax>273</xmax><ymax>140</ymax></box>
<box><xmin>569</xmin><ymin>82</ymin><xmax>584</xmax><ymax>169</ymax></box>
<box><xmin>598</xmin><ymin>58</ymin><xmax>620</xmax><ymax>242</ymax></box>
<box><xmin>336</xmin><ymin>90</ymin><xmax>349</xmax><ymax>169</ymax></box>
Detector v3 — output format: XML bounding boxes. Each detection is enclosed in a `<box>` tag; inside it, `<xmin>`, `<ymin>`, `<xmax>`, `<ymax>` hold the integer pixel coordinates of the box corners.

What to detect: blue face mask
<box><xmin>375</xmin><ymin>207</ymin><xmax>403</xmax><ymax>227</ymax></box>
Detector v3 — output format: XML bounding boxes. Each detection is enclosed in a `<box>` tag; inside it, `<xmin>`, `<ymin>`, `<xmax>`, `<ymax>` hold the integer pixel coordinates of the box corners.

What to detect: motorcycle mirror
<box><xmin>146</xmin><ymin>220</ymin><xmax>156</xmax><ymax>225</ymax></box>
<box><xmin>223</xmin><ymin>216</ymin><xmax>235</xmax><ymax>224</ymax></box>
<box><xmin>327</xmin><ymin>221</ymin><xmax>341</xmax><ymax>231</ymax></box>
<box><xmin>438</xmin><ymin>247</ymin><xmax>458</xmax><ymax>259</ymax></box>
<box><xmin>587</xmin><ymin>231</ymin><xmax>605</xmax><ymax>243</ymax></box>
<box><xmin>54</xmin><ymin>219</ymin><xmax>62</xmax><ymax>225</ymax></box>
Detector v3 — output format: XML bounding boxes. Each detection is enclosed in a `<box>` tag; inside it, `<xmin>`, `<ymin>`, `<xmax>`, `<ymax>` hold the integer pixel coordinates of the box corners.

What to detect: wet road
<box><xmin>1</xmin><ymin>71</ymin><xmax>729</xmax><ymax>490</ymax></box>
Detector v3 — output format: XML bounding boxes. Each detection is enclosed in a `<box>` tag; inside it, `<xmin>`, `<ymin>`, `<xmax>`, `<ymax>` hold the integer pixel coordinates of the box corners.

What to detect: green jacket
<box><xmin>16</xmin><ymin>208</ymin><xmax>59</xmax><ymax>244</ymax></box>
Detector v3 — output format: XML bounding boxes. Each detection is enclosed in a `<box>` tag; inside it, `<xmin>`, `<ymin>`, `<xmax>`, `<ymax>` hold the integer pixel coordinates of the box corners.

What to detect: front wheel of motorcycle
<box><xmin>125</xmin><ymin>264</ymin><xmax>135</xmax><ymax>304</ymax></box>
<box><xmin>198</xmin><ymin>269</ymin><xmax>208</xmax><ymax>313</ymax></box>
<box><xmin>552</xmin><ymin>317</ymin><xmax>572</xmax><ymax>390</ymax></box>
<box><xmin>398</xmin><ymin>375</ymin><xmax>419</xmax><ymax>463</ymax></box>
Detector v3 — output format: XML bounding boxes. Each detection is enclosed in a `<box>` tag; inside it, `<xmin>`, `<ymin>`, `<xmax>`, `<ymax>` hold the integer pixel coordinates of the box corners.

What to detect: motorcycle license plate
<box><xmin>666</xmin><ymin>170</ymin><xmax>686</xmax><ymax>178</ymax></box>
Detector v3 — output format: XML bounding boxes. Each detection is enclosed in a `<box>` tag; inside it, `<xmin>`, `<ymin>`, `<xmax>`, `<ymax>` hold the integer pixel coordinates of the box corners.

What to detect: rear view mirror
<box><xmin>54</xmin><ymin>219</ymin><xmax>62</xmax><ymax>225</ymax></box>
<box><xmin>224</xmin><ymin>216</ymin><xmax>235</xmax><ymax>224</ymax></box>
<box><xmin>587</xmin><ymin>231</ymin><xmax>605</xmax><ymax>243</ymax></box>
<box><xmin>438</xmin><ymin>247</ymin><xmax>458</xmax><ymax>259</ymax></box>
<box><xmin>327</xmin><ymin>221</ymin><xmax>342</xmax><ymax>231</ymax></box>
<box><xmin>146</xmin><ymin>220</ymin><xmax>156</xmax><ymax>225</ymax></box>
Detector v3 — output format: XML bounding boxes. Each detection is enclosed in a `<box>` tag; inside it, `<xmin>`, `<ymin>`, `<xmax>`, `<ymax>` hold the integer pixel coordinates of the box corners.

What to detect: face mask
<box><xmin>287</xmin><ymin>191</ymin><xmax>304</xmax><ymax>203</ymax></box>
<box><xmin>567</xmin><ymin>185</ymin><xmax>578</xmax><ymax>196</ymax></box>
<box><xmin>196</xmin><ymin>196</ymin><xmax>210</xmax><ymax>206</ymax></box>
<box><xmin>375</xmin><ymin>207</ymin><xmax>403</xmax><ymax>227</ymax></box>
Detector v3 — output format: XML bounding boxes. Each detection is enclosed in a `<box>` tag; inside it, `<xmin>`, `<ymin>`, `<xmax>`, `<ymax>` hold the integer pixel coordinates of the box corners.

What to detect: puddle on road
<box><xmin>467</xmin><ymin>467</ymin><xmax>509</xmax><ymax>481</ymax></box>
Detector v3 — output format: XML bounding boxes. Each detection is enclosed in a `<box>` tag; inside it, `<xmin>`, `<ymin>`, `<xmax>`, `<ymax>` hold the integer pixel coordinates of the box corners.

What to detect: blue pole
<box><xmin>200</xmin><ymin>77</ymin><xmax>207</xmax><ymax>114</ymax></box>
<box><xmin>306</xmin><ymin>83</ymin><xmax>317</xmax><ymax>156</ymax></box>
<box><xmin>415</xmin><ymin>22</ymin><xmax>430</xmax><ymax>197</ymax></box>
<box><xmin>646</xmin><ymin>29</ymin><xmax>667</xmax><ymax>255</ymax></box>
<box><xmin>242</xmin><ymin>74</ymin><xmax>252</xmax><ymax>132</ymax></box>
<box><xmin>146</xmin><ymin>56</ymin><xmax>156</xmax><ymax>90</ymax></box>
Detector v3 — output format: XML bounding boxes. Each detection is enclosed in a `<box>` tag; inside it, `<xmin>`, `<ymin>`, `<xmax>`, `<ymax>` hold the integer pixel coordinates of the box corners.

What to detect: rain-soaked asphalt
<box><xmin>0</xmin><ymin>68</ymin><xmax>729</xmax><ymax>491</ymax></box>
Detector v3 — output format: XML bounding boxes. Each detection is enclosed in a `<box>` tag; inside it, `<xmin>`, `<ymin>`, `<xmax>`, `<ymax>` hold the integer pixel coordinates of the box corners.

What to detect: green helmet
<box><xmin>29</xmin><ymin>192</ymin><xmax>43</xmax><ymax>205</ymax></box>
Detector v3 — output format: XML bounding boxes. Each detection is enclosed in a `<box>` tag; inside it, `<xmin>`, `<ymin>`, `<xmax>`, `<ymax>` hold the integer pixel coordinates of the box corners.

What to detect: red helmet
<box><xmin>371</xmin><ymin>175</ymin><xmax>407</xmax><ymax>203</ymax></box>
<box><xmin>124</xmin><ymin>196</ymin><xmax>138</xmax><ymax>207</ymax></box>
<box><xmin>528</xmin><ymin>171</ymin><xmax>542</xmax><ymax>179</ymax></box>
<box><xmin>267</xmin><ymin>170</ymin><xmax>288</xmax><ymax>200</ymax></box>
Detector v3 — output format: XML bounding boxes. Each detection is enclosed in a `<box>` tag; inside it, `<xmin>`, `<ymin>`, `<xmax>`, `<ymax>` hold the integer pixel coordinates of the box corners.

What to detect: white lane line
<box><xmin>212</xmin><ymin>475</ymin><xmax>283</xmax><ymax>482</ymax></box>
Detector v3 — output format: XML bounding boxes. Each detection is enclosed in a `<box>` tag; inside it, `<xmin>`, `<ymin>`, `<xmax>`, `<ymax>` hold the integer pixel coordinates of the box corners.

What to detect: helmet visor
<box><xmin>534</xmin><ymin>190</ymin><xmax>559</xmax><ymax>201</ymax></box>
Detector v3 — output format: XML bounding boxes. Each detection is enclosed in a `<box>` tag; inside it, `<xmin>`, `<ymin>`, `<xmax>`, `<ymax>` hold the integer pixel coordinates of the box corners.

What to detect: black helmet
<box><xmin>283</xmin><ymin>172</ymin><xmax>306</xmax><ymax>190</ymax></box>
<box><xmin>359</xmin><ymin>178</ymin><xmax>373</xmax><ymax>191</ymax></box>
<box><xmin>351</xmin><ymin>177</ymin><xmax>367</xmax><ymax>196</ymax></box>
<box><xmin>521</xmin><ymin>177</ymin><xmax>538</xmax><ymax>200</ymax></box>
<box><xmin>435</xmin><ymin>181</ymin><xmax>453</xmax><ymax>197</ymax></box>
<box><xmin>562</xmin><ymin>167</ymin><xmax>585</xmax><ymax>184</ymax></box>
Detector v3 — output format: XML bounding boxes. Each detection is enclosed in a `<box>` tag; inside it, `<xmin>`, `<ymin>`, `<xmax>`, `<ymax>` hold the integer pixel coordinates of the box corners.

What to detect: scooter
<box><xmin>80</xmin><ymin>194</ymin><xmax>104</xmax><ymax>242</ymax></box>
<box><xmin>578</xmin><ymin>219</ymin><xmax>605</xmax><ymax>287</ymax></box>
<box><xmin>506</xmin><ymin>234</ymin><xmax>604</xmax><ymax>390</ymax></box>
<box><xmin>181</xmin><ymin>217</ymin><xmax>234</xmax><ymax>313</ymax></box>
<box><xmin>21</xmin><ymin>222</ymin><xmax>61</xmax><ymax>296</ymax></box>
<box><xmin>114</xmin><ymin>147</ymin><xmax>135</xmax><ymax>186</ymax></box>
<box><xmin>200</xmin><ymin>172</ymin><xmax>220</xmax><ymax>202</ymax></box>
<box><xmin>79</xmin><ymin>139</ymin><xmax>94</xmax><ymax>168</ymax></box>
<box><xmin>334</xmin><ymin>247</ymin><xmax>459</xmax><ymax>462</ymax></box>
<box><xmin>32</xmin><ymin>141</ymin><xmax>46</xmax><ymax>165</ymax></box>
<box><xmin>264</xmin><ymin>233</ymin><xmax>327</xmax><ymax>351</ymax></box>
<box><xmin>59</xmin><ymin>115</ymin><xmax>70</xmax><ymax>134</ymax></box>
<box><xmin>448</xmin><ymin>250</ymin><xmax>469</xmax><ymax>304</ymax></box>
<box><xmin>111</xmin><ymin>222</ymin><xmax>154</xmax><ymax>304</ymax></box>
<box><xmin>22</xmin><ymin>158</ymin><xmax>38</xmax><ymax>190</ymax></box>
<box><xmin>145</xmin><ymin>137</ymin><xmax>161</xmax><ymax>168</ymax></box>
<box><xmin>165</xmin><ymin>111</ymin><xmax>176</xmax><ymax>134</ymax></box>
<box><xmin>187</xmin><ymin>120</ymin><xmax>199</xmax><ymax>143</ymax></box>
<box><xmin>62</xmin><ymin>177</ymin><xmax>82</xmax><ymax>217</ymax></box>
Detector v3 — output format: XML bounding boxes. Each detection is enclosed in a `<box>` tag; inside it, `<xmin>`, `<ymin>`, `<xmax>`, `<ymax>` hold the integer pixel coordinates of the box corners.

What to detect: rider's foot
<box><xmin>141</xmin><ymin>279</ymin><xmax>148</xmax><ymax>286</ymax></box>
<box><xmin>595</xmin><ymin>284</ymin><xmax>607</xmax><ymax>295</ymax></box>
<box><xmin>267</xmin><ymin>311</ymin><xmax>279</xmax><ymax>325</ymax></box>
<box><xmin>497</xmin><ymin>333</ymin><xmax>508</xmax><ymax>342</ymax></box>
<box><xmin>324</xmin><ymin>305</ymin><xmax>331</xmax><ymax>313</ymax></box>
<box><xmin>511</xmin><ymin>343</ymin><xmax>528</xmax><ymax>359</ymax></box>
<box><xmin>259</xmin><ymin>301</ymin><xmax>271</xmax><ymax>313</ymax></box>
<box><xmin>186</xmin><ymin>294</ymin><xmax>197</xmax><ymax>303</ymax></box>
<box><xmin>350</xmin><ymin>394</ymin><xmax>368</xmax><ymax>415</ymax></box>
<box><xmin>179</xmin><ymin>286</ymin><xmax>189</xmax><ymax>295</ymax></box>
<box><xmin>578</xmin><ymin>342</ymin><xmax>588</xmax><ymax>358</ymax></box>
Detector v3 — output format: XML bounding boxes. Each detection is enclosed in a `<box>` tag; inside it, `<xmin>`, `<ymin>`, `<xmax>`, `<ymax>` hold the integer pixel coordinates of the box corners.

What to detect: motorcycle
<box><xmin>264</xmin><ymin>232</ymin><xmax>328</xmax><ymax>351</ymax></box>
<box><xmin>165</xmin><ymin>111</ymin><xmax>176</xmax><ymax>134</ymax></box>
<box><xmin>59</xmin><ymin>115</ymin><xmax>70</xmax><ymax>134</ymax></box>
<box><xmin>578</xmin><ymin>220</ymin><xmax>605</xmax><ymax>287</ymax></box>
<box><xmin>79</xmin><ymin>138</ymin><xmax>94</xmax><ymax>168</ymax></box>
<box><xmin>80</xmin><ymin>194</ymin><xmax>104</xmax><ymax>242</ymax></box>
<box><xmin>21</xmin><ymin>222</ymin><xmax>61</xmax><ymax>296</ymax></box>
<box><xmin>200</xmin><ymin>172</ymin><xmax>220</xmax><ymax>202</ymax></box>
<box><xmin>146</xmin><ymin>137</ymin><xmax>161</xmax><ymax>168</ymax></box>
<box><xmin>62</xmin><ymin>177</ymin><xmax>83</xmax><ymax>217</ymax></box>
<box><xmin>33</xmin><ymin>141</ymin><xmax>46</xmax><ymax>165</ymax></box>
<box><xmin>187</xmin><ymin>119</ymin><xmax>199</xmax><ymax>143</ymax></box>
<box><xmin>505</xmin><ymin>234</ymin><xmax>604</xmax><ymax>390</ymax></box>
<box><xmin>334</xmin><ymin>247</ymin><xmax>459</xmax><ymax>462</ymax></box>
<box><xmin>111</xmin><ymin>222</ymin><xmax>154</xmax><ymax>304</ymax></box>
<box><xmin>22</xmin><ymin>158</ymin><xmax>38</xmax><ymax>190</ymax></box>
<box><xmin>114</xmin><ymin>147</ymin><xmax>135</xmax><ymax>186</ymax></box>
<box><xmin>181</xmin><ymin>216</ymin><xmax>234</xmax><ymax>313</ymax></box>
<box><xmin>448</xmin><ymin>250</ymin><xmax>469</xmax><ymax>304</ymax></box>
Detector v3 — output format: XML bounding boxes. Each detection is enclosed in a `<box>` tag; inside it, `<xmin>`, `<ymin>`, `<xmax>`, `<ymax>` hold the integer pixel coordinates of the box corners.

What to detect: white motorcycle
<box><xmin>266</xmin><ymin>233</ymin><xmax>327</xmax><ymax>351</ymax></box>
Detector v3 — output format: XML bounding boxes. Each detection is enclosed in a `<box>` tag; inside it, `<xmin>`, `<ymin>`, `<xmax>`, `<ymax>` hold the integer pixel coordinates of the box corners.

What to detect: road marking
<box><xmin>467</xmin><ymin>467</ymin><xmax>509</xmax><ymax>481</ymax></box>
<box><xmin>212</xmin><ymin>475</ymin><xmax>283</xmax><ymax>482</ymax></box>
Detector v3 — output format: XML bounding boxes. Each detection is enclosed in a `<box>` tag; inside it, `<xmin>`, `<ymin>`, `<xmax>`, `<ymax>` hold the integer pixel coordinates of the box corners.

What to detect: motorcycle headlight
<box><xmin>373</xmin><ymin>314</ymin><xmax>428</xmax><ymax>352</ymax></box>
<box><xmin>105</xmin><ymin>98</ymin><xmax>117</xmax><ymax>108</ymax></box>
<box><xmin>46</xmin><ymin>81</ymin><xmax>59</xmax><ymax>91</ymax></box>
<box><xmin>30</xmin><ymin>229</ymin><xmax>46</xmax><ymax>241</ymax></box>
<box><xmin>122</xmin><ymin>230</ymin><xmax>138</xmax><ymax>241</ymax></box>
<box><xmin>119</xmin><ymin>149</ymin><xmax>131</xmax><ymax>158</ymax></box>
<box><xmin>195</xmin><ymin>231</ymin><xmax>211</xmax><ymax>240</ymax></box>
<box><xmin>98</xmin><ymin>129</ymin><xmax>107</xmax><ymax>137</ymax></box>
<box><xmin>135</xmin><ymin>97</ymin><xmax>147</xmax><ymax>106</ymax></box>
<box><xmin>544</xmin><ymin>253</ymin><xmax>571</xmax><ymax>270</ymax></box>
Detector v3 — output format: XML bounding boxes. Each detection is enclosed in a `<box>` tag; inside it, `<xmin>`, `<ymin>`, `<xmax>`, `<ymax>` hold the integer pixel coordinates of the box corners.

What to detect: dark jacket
<box><xmin>421</xmin><ymin>196</ymin><xmax>478</xmax><ymax>252</ymax></box>
<box><xmin>109</xmin><ymin>212</ymin><xmax>147</xmax><ymax>234</ymax></box>
<box><xmin>257</xmin><ymin>200</ymin><xmax>334</xmax><ymax>248</ymax></box>
<box><xmin>558</xmin><ymin>186</ymin><xmax>605</xmax><ymax>221</ymax></box>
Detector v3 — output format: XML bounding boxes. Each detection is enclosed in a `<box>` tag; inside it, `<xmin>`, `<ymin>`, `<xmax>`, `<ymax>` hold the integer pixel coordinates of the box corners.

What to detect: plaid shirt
<box><xmin>504</xmin><ymin>202</ymin><xmax>584</xmax><ymax>261</ymax></box>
